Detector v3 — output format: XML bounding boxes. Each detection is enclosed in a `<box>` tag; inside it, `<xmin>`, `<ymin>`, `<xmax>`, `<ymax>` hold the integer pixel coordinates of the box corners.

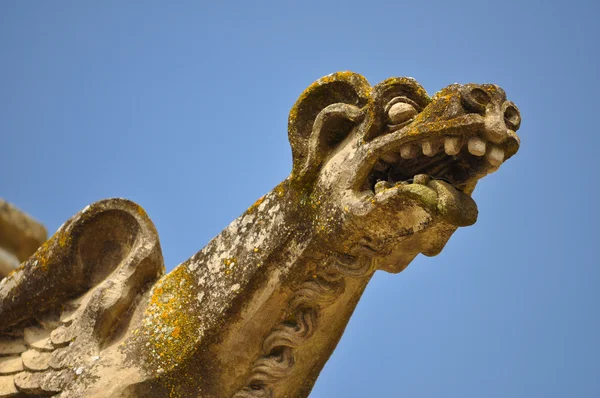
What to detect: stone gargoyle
<box><xmin>0</xmin><ymin>72</ymin><xmax>521</xmax><ymax>397</ymax></box>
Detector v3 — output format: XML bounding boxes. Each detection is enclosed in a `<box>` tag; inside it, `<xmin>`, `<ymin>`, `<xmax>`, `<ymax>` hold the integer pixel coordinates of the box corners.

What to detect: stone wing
<box><xmin>0</xmin><ymin>199</ymin><xmax>164</xmax><ymax>396</ymax></box>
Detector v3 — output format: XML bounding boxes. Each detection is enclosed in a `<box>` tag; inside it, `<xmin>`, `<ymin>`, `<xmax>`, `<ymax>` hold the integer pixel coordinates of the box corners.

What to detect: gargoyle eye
<box><xmin>462</xmin><ymin>87</ymin><xmax>491</xmax><ymax>114</ymax></box>
<box><xmin>385</xmin><ymin>96</ymin><xmax>418</xmax><ymax>126</ymax></box>
<box><xmin>503</xmin><ymin>102</ymin><xmax>521</xmax><ymax>131</ymax></box>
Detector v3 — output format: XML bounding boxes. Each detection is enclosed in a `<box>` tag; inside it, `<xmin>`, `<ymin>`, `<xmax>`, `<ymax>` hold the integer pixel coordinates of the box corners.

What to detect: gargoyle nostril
<box><xmin>462</xmin><ymin>87</ymin><xmax>492</xmax><ymax>114</ymax></box>
<box><xmin>470</xmin><ymin>88</ymin><xmax>491</xmax><ymax>105</ymax></box>
<box><xmin>503</xmin><ymin>101</ymin><xmax>521</xmax><ymax>131</ymax></box>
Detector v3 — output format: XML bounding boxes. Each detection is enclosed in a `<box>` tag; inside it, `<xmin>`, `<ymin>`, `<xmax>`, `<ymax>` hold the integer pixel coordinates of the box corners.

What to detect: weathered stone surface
<box><xmin>0</xmin><ymin>199</ymin><xmax>47</xmax><ymax>278</ymax></box>
<box><xmin>21</xmin><ymin>350</ymin><xmax>51</xmax><ymax>372</ymax></box>
<box><xmin>0</xmin><ymin>339</ymin><xmax>26</xmax><ymax>356</ymax></box>
<box><xmin>59</xmin><ymin>292</ymin><xmax>90</xmax><ymax>326</ymax></box>
<box><xmin>0</xmin><ymin>375</ymin><xmax>18</xmax><ymax>397</ymax></box>
<box><xmin>0</xmin><ymin>250</ymin><xmax>18</xmax><ymax>281</ymax></box>
<box><xmin>35</xmin><ymin>312</ymin><xmax>61</xmax><ymax>331</ymax></box>
<box><xmin>14</xmin><ymin>371</ymin><xmax>42</xmax><ymax>394</ymax></box>
<box><xmin>0</xmin><ymin>357</ymin><xmax>23</xmax><ymax>375</ymax></box>
<box><xmin>49</xmin><ymin>326</ymin><xmax>75</xmax><ymax>347</ymax></box>
<box><xmin>48</xmin><ymin>347</ymin><xmax>70</xmax><ymax>370</ymax></box>
<box><xmin>0</xmin><ymin>72</ymin><xmax>521</xmax><ymax>397</ymax></box>
<box><xmin>23</xmin><ymin>327</ymin><xmax>53</xmax><ymax>352</ymax></box>
<box><xmin>39</xmin><ymin>369</ymin><xmax>68</xmax><ymax>394</ymax></box>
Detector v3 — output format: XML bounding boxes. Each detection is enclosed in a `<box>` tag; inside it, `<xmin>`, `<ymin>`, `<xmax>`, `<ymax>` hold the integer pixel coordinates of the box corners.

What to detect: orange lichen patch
<box><xmin>431</xmin><ymin>86</ymin><xmax>461</xmax><ymax>102</ymax></box>
<box><xmin>377</xmin><ymin>77</ymin><xmax>431</xmax><ymax>107</ymax></box>
<box><xmin>33</xmin><ymin>240</ymin><xmax>52</xmax><ymax>263</ymax></box>
<box><xmin>482</xmin><ymin>84</ymin><xmax>500</xmax><ymax>94</ymax></box>
<box><xmin>29</xmin><ymin>225</ymin><xmax>72</xmax><ymax>272</ymax></box>
<box><xmin>5</xmin><ymin>267</ymin><xmax>20</xmax><ymax>279</ymax></box>
<box><xmin>246</xmin><ymin>196</ymin><xmax>265</xmax><ymax>214</ymax></box>
<box><xmin>400</xmin><ymin>89</ymin><xmax>471</xmax><ymax>138</ymax></box>
<box><xmin>57</xmin><ymin>229</ymin><xmax>71</xmax><ymax>248</ymax></box>
<box><xmin>275</xmin><ymin>183</ymin><xmax>286</xmax><ymax>198</ymax></box>
<box><xmin>134</xmin><ymin>203</ymin><xmax>149</xmax><ymax>219</ymax></box>
<box><xmin>136</xmin><ymin>265</ymin><xmax>201</xmax><ymax>373</ymax></box>
<box><xmin>334</xmin><ymin>71</ymin><xmax>371</xmax><ymax>98</ymax></box>
<box><xmin>222</xmin><ymin>257</ymin><xmax>237</xmax><ymax>267</ymax></box>
<box><xmin>223</xmin><ymin>258</ymin><xmax>237</xmax><ymax>276</ymax></box>
<box><xmin>313</xmin><ymin>71</ymin><xmax>371</xmax><ymax>99</ymax></box>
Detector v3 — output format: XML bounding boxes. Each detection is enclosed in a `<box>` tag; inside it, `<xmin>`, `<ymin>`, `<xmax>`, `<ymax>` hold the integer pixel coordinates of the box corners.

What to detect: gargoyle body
<box><xmin>0</xmin><ymin>72</ymin><xmax>521</xmax><ymax>397</ymax></box>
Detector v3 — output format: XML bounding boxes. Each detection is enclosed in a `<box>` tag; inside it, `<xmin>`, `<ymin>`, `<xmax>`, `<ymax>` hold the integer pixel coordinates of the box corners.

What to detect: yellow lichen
<box><xmin>223</xmin><ymin>257</ymin><xmax>237</xmax><ymax>267</ymax></box>
<box><xmin>275</xmin><ymin>183</ymin><xmax>286</xmax><ymax>197</ymax></box>
<box><xmin>134</xmin><ymin>203</ymin><xmax>149</xmax><ymax>219</ymax></box>
<box><xmin>136</xmin><ymin>265</ymin><xmax>201</xmax><ymax>373</ymax></box>
<box><xmin>288</xmin><ymin>71</ymin><xmax>371</xmax><ymax>129</ymax></box>
<box><xmin>31</xmin><ymin>226</ymin><xmax>72</xmax><ymax>272</ymax></box>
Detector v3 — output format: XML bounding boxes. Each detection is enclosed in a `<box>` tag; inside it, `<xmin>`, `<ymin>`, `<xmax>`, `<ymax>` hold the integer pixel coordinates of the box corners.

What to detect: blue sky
<box><xmin>2</xmin><ymin>1</ymin><xmax>599</xmax><ymax>396</ymax></box>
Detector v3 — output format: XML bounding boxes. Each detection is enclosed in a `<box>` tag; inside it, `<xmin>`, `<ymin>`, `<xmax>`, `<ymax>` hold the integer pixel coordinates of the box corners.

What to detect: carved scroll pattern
<box><xmin>233</xmin><ymin>254</ymin><xmax>374</xmax><ymax>398</ymax></box>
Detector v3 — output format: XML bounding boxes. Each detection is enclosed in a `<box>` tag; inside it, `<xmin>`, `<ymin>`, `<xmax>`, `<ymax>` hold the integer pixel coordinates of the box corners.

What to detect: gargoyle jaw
<box><xmin>351</xmin><ymin>84</ymin><xmax>521</xmax><ymax>228</ymax></box>
<box><xmin>351</xmin><ymin>130</ymin><xmax>518</xmax><ymax>228</ymax></box>
<box><xmin>289</xmin><ymin>74</ymin><xmax>521</xmax><ymax>244</ymax></box>
<box><xmin>369</xmin><ymin>178</ymin><xmax>479</xmax><ymax>227</ymax></box>
<box><xmin>363</xmin><ymin>132</ymin><xmax>511</xmax><ymax>195</ymax></box>
<box><xmin>359</xmin><ymin>108</ymin><xmax>521</xmax><ymax>194</ymax></box>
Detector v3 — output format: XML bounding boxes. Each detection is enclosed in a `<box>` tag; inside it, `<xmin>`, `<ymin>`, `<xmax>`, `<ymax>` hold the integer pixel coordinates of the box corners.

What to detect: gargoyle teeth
<box><xmin>400</xmin><ymin>145</ymin><xmax>417</xmax><ymax>159</ymax></box>
<box><xmin>374</xmin><ymin>181</ymin><xmax>391</xmax><ymax>194</ymax></box>
<box><xmin>380</xmin><ymin>152</ymin><xmax>400</xmax><ymax>164</ymax></box>
<box><xmin>373</xmin><ymin>160</ymin><xmax>388</xmax><ymax>172</ymax></box>
<box><xmin>366</xmin><ymin>134</ymin><xmax>508</xmax><ymax>194</ymax></box>
<box><xmin>373</xmin><ymin>175</ymin><xmax>433</xmax><ymax>194</ymax></box>
<box><xmin>421</xmin><ymin>141</ymin><xmax>439</xmax><ymax>157</ymax></box>
<box><xmin>444</xmin><ymin>137</ymin><xmax>462</xmax><ymax>155</ymax></box>
<box><xmin>413</xmin><ymin>174</ymin><xmax>431</xmax><ymax>185</ymax></box>
<box><xmin>485</xmin><ymin>146</ymin><xmax>504</xmax><ymax>167</ymax></box>
<box><xmin>467</xmin><ymin>137</ymin><xmax>486</xmax><ymax>156</ymax></box>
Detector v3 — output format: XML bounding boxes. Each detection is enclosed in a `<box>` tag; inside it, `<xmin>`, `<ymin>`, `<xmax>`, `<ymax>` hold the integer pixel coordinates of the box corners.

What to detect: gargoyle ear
<box><xmin>0</xmin><ymin>199</ymin><xmax>164</xmax><ymax>339</ymax></box>
<box><xmin>288</xmin><ymin>72</ymin><xmax>372</xmax><ymax>180</ymax></box>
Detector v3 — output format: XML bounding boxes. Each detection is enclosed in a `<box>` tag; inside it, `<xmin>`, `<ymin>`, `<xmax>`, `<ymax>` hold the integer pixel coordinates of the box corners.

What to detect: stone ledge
<box><xmin>0</xmin><ymin>199</ymin><xmax>47</xmax><ymax>277</ymax></box>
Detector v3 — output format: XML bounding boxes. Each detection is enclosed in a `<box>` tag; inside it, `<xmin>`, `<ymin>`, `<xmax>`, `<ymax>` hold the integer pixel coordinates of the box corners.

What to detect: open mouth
<box><xmin>363</xmin><ymin>134</ymin><xmax>505</xmax><ymax>194</ymax></box>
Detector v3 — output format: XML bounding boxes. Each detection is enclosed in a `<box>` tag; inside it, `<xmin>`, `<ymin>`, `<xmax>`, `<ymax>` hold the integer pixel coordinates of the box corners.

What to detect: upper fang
<box><xmin>486</xmin><ymin>146</ymin><xmax>505</xmax><ymax>166</ymax></box>
<box><xmin>444</xmin><ymin>137</ymin><xmax>461</xmax><ymax>155</ymax></box>
<box><xmin>468</xmin><ymin>137</ymin><xmax>486</xmax><ymax>156</ymax></box>
<box><xmin>422</xmin><ymin>141</ymin><xmax>439</xmax><ymax>157</ymax></box>
<box><xmin>400</xmin><ymin>145</ymin><xmax>417</xmax><ymax>159</ymax></box>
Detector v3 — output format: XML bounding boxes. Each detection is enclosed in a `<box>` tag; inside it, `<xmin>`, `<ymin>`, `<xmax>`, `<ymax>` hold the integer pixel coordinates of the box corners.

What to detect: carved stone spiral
<box><xmin>233</xmin><ymin>253</ymin><xmax>374</xmax><ymax>397</ymax></box>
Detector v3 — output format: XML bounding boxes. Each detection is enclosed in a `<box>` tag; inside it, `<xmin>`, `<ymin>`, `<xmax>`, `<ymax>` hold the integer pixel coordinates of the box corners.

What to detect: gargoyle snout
<box><xmin>461</xmin><ymin>85</ymin><xmax>521</xmax><ymax>145</ymax></box>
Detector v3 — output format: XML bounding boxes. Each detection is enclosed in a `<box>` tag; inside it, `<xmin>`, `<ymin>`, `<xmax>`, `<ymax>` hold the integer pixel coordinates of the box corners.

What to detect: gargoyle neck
<box><xmin>134</xmin><ymin>180</ymin><xmax>378</xmax><ymax>397</ymax></box>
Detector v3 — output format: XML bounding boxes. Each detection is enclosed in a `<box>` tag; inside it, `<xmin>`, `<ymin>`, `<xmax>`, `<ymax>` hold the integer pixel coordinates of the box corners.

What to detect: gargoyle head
<box><xmin>288</xmin><ymin>72</ymin><xmax>521</xmax><ymax>272</ymax></box>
